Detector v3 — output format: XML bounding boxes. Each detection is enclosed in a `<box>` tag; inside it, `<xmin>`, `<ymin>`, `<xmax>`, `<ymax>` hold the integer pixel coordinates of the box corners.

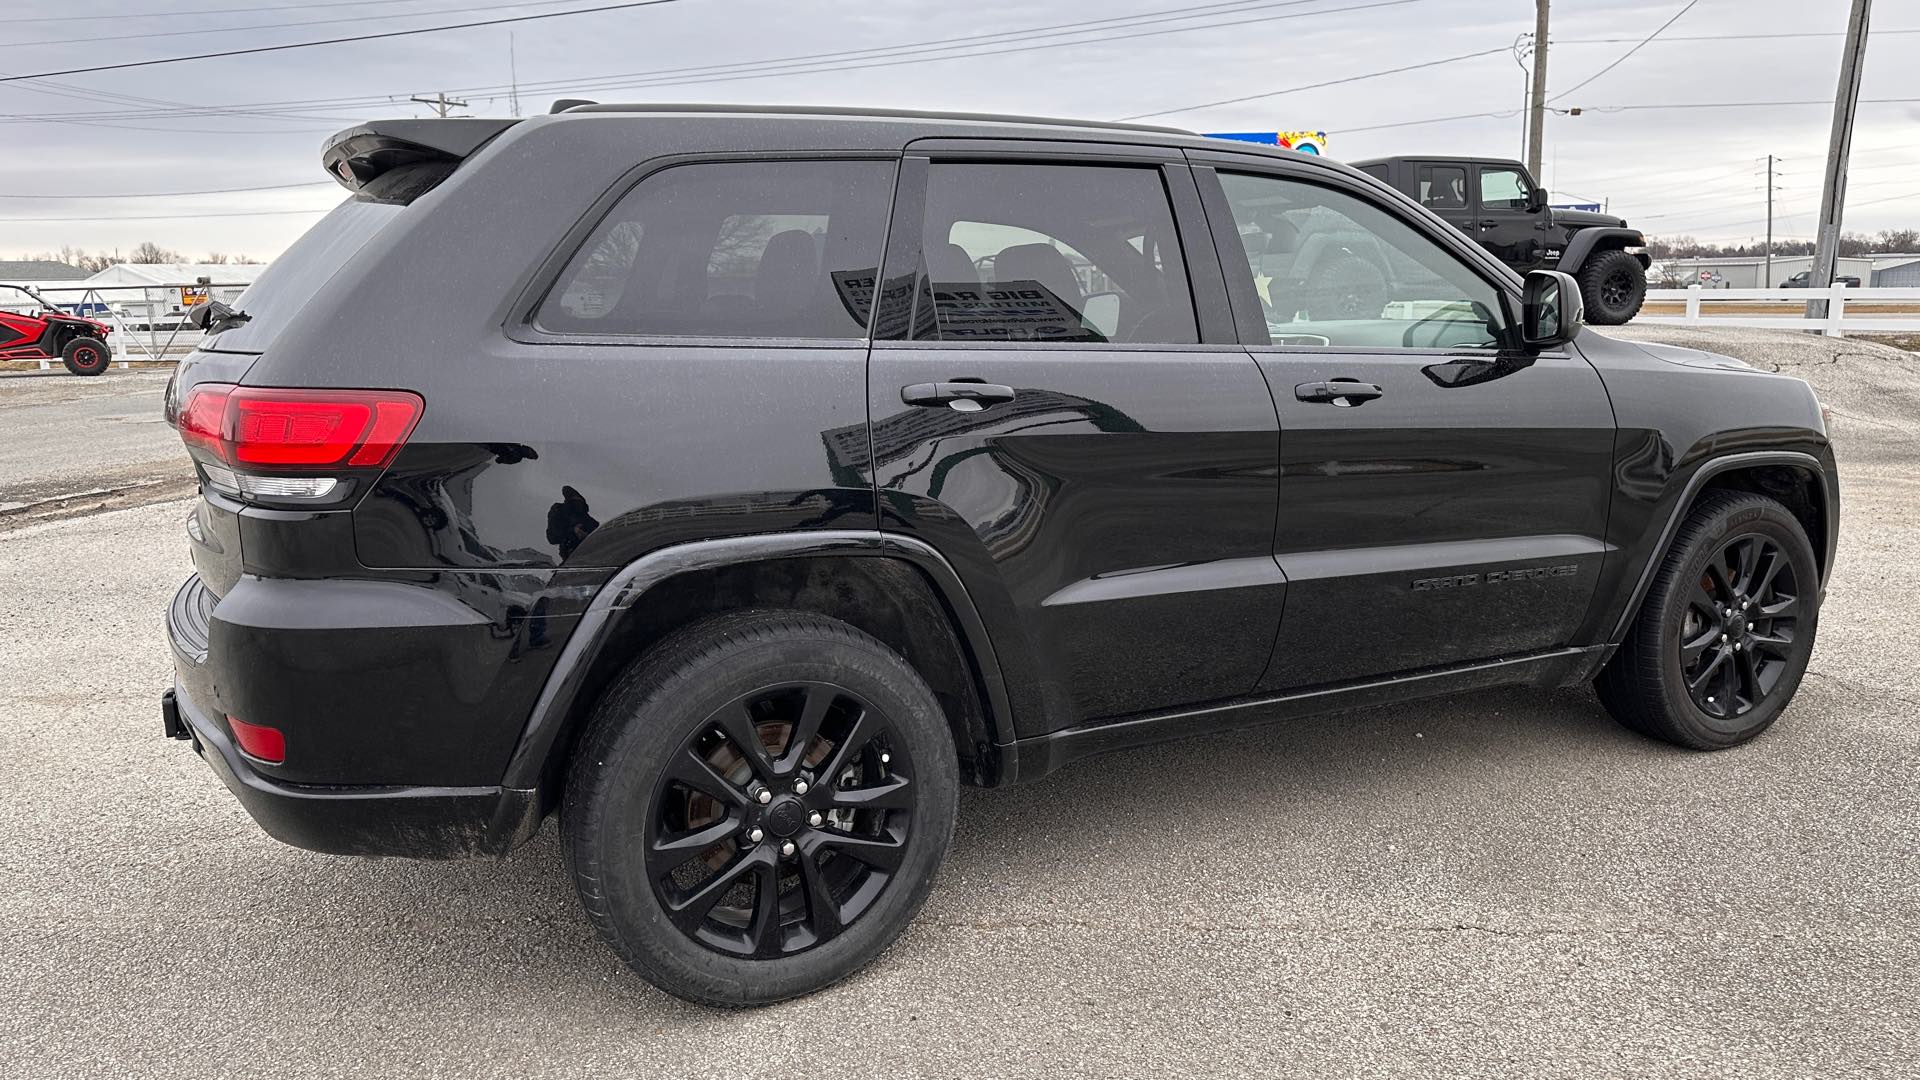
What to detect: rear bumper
<box><xmin>164</xmin><ymin>570</ymin><xmax>547</xmax><ymax>859</ymax></box>
<box><xmin>163</xmin><ymin>684</ymin><xmax>540</xmax><ymax>859</ymax></box>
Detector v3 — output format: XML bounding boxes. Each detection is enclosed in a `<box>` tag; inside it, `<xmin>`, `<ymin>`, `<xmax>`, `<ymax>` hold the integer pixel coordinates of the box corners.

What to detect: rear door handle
<box><xmin>1295</xmin><ymin>379</ymin><xmax>1384</xmax><ymax>406</ymax></box>
<box><xmin>901</xmin><ymin>381</ymin><xmax>1016</xmax><ymax>413</ymax></box>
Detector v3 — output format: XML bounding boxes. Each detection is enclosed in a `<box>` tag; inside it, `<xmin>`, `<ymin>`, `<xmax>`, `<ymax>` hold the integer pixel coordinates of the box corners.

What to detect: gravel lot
<box><xmin>2</xmin><ymin>329</ymin><xmax>1915</xmax><ymax>1078</ymax></box>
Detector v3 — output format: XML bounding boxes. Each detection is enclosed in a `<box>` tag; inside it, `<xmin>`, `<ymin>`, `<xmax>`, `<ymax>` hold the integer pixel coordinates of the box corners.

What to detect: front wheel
<box><xmin>563</xmin><ymin>609</ymin><xmax>958</xmax><ymax>1007</ymax></box>
<box><xmin>61</xmin><ymin>336</ymin><xmax>111</xmax><ymax>376</ymax></box>
<box><xmin>1596</xmin><ymin>491</ymin><xmax>1820</xmax><ymax>749</ymax></box>
<box><xmin>1578</xmin><ymin>249</ymin><xmax>1647</xmax><ymax>325</ymax></box>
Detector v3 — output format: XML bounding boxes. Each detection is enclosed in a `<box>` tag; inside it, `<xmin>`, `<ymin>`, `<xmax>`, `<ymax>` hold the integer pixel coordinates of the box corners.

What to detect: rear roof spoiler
<box><xmin>321</xmin><ymin>118</ymin><xmax>520</xmax><ymax>191</ymax></box>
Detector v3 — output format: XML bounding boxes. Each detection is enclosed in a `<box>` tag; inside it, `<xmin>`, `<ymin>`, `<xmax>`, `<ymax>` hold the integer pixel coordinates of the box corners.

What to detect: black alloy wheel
<box><xmin>1596</xmin><ymin>490</ymin><xmax>1820</xmax><ymax>750</ymax></box>
<box><xmin>646</xmin><ymin>681</ymin><xmax>914</xmax><ymax>959</ymax></box>
<box><xmin>1677</xmin><ymin>533</ymin><xmax>1802</xmax><ymax>727</ymax></box>
<box><xmin>1600</xmin><ymin>268</ymin><xmax>1636</xmax><ymax>310</ymax></box>
<box><xmin>564</xmin><ymin>609</ymin><xmax>957</xmax><ymax>1007</ymax></box>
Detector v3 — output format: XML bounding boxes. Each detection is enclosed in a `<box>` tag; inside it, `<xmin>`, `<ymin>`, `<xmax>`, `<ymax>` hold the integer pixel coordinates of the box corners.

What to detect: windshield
<box><xmin>203</xmin><ymin>161</ymin><xmax>451</xmax><ymax>352</ymax></box>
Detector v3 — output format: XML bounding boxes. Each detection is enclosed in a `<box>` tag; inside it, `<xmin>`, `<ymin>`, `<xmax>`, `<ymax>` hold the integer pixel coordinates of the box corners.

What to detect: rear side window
<box><xmin>538</xmin><ymin>160</ymin><xmax>894</xmax><ymax>340</ymax></box>
<box><xmin>1419</xmin><ymin>165</ymin><xmax>1467</xmax><ymax>209</ymax></box>
<box><xmin>205</xmin><ymin>161</ymin><xmax>455</xmax><ymax>352</ymax></box>
<box><xmin>909</xmin><ymin>162</ymin><xmax>1198</xmax><ymax>345</ymax></box>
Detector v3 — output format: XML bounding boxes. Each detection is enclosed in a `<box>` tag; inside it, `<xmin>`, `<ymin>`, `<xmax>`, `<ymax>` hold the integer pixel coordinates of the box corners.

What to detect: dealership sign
<box><xmin>1204</xmin><ymin>130</ymin><xmax>1329</xmax><ymax>155</ymax></box>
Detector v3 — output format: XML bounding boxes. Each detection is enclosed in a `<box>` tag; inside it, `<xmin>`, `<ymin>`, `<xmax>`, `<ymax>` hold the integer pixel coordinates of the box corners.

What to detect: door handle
<box><xmin>1295</xmin><ymin>379</ymin><xmax>1384</xmax><ymax>406</ymax></box>
<box><xmin>1478</xmin><ymin>220</ymin><xmax>1497</xmax><ymax>229</ymax></box>
<box><xmin>901</xmin><ymin>381</ymin><xmax>1016</xmax><ymax>413</ymax></box>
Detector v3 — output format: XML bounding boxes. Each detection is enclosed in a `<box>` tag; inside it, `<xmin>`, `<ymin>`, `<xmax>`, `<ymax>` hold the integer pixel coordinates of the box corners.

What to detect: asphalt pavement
<box><xmin>1</xmin><ymin>331</ymin><xmax>1915</xmax><ymax>1078</ymax></box>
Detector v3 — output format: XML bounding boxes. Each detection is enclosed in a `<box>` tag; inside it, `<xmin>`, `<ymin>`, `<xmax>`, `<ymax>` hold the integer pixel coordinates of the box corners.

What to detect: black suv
<box><xmin>1351</xmin><ymin>156</ymin><xmax>1650</xmax><ymax>325</ymax></box>
<box><xmin>161</xmin><ymin>105</ymin><xmax>1836</xmax><ymax>1007</ymax></box>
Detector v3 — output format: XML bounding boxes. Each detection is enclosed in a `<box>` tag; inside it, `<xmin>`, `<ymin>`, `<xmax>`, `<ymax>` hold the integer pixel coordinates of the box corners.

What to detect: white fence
<box><xmin>2</xmin><ymin>281</ymin><xmax>254</xmax><ymax>369</ymax></box>
<box><xmin>1640</xmin><ymin>284</ymin><xmax>1920</xmax><ymax>338</ymax></box>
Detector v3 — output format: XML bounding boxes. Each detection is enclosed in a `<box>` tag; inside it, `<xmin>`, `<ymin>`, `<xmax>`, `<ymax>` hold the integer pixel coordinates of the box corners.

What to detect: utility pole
<box><xmin>508</xmin><ymin>32</ymin><xmax>522</xmax><ymax>118</ymax></box>
<box><xmin>1764</xmin><ymin>155</ymin><xmax>1777</xmax><ymax>288</ymax></box>
<box><xmin>409</xmin><ymin>91</ymin><xmax>469</xmax><ymax>118</ymax></box>
<box><xmin>1807</xmin><ymin>0</ymin><xmax>1871</xmax><ymax>319</ymax></box>
<box><xmin>1526</xmin><ymin>0</ymin><xmax>1550</xmax><ymax>178</ymax></box>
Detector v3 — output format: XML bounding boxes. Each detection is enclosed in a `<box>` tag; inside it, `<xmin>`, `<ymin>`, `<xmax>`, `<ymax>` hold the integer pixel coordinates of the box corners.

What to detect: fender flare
<box><xmin>1605</xmin><ymin>450</ymin><xmax>1834</xmax><ymax>646</ymax></box>
<box><xmin>498</xmin><ymin>529</ymin><xmax>1014</xmax><ymax>792</ymax></box>
<box><xmin>1557</xmin><ymin>227</ymin><xmax>1648</xmax><ymax>274</ymax></box>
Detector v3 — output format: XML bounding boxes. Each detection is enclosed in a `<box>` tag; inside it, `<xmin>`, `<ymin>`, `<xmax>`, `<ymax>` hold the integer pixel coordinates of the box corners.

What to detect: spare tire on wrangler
<box><xmin>1579</xmin><ymin>249</ymin><xmax>1647</xmax><ymax>325</ymax></box>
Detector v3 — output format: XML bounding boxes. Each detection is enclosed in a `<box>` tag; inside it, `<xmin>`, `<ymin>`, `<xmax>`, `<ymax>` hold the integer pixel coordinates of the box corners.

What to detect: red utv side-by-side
<box><xmin>0</xmin><ymin>284</ymin><xmax>113</xmax><ymax>375</ymax></box>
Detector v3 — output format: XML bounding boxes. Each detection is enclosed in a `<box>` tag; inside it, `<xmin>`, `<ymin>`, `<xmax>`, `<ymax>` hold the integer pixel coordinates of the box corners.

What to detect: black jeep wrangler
<box><xmin>1351</xmin><ymin>155</ymin><xmax>1650</xmax><ymax>325</ymax></box>
<box><xmin>161</xmin><ymin>105</ymin><xmax>1834</xmax><ymax>1007</ymax></box>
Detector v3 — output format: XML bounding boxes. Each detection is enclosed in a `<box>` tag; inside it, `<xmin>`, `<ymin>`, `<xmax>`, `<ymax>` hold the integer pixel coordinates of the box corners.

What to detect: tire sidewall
<box><xmin>1580</xmin><ymin>250</ymin><xmax>1646</xmax><ymax>325</ymax></box>
<box><xmin>62</xmin><ymin>337</ymin><xmax>109</xmax><ymax>376</ymax></box>
<box><xmin>571</xmin><ymin>627</ymin><xmax>957</xmax><ymax>1005</ymax></box>
<box><xmin>1650</xmin><ymin>500</ymin><xmax>1820</xmax><ymax>748</ymax></box>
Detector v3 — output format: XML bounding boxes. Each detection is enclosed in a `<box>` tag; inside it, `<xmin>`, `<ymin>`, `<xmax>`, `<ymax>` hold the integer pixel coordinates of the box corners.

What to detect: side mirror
<box><xmin>1521</xmin><ymin>269</ymin><xmax>1582</xmax><ymax>350</ymax></box>
<box><xmin>1528</xmin><ymin>186</ymin><xmax>1549</xmax><ymax>212</ymax></box>
<box><xmin>1081</xmin><ymin>291</ymin><xmax>1121</xmax><ymax>340</ymax></box>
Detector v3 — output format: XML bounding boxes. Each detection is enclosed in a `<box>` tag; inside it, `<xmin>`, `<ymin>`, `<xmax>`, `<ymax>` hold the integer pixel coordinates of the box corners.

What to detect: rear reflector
<box><xmin>227</xmin><ymin>716</ymin><xmax>286</xmax><ymax>764</ymax></box>
<box><xmin>177</xmin><ymin>384</ymin><xmax>423</xmax><ymax>470</ymax></box>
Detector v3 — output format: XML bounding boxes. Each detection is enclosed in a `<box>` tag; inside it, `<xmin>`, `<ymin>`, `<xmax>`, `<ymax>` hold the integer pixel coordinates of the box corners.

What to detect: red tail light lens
<box><xmin>177</xmin><ymin>385</ymin><xmax>423</xmax><ymax>469</ymax></box>
<box><xmin>227</xmin><ymin>716</ymin><xmax>286</xmax><ymax>764</ymax></box>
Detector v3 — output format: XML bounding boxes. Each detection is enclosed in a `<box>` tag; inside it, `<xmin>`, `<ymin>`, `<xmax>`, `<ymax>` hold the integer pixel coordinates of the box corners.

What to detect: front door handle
<box><xmin>1295</xmin><ymin>379</ymin><xmax>1384</xmax><ymax>406</ymax></box>
<box><xmin>901</xmin><ymin>381</ymin><xmax>1016</xmax><ymax>413</ymax></box>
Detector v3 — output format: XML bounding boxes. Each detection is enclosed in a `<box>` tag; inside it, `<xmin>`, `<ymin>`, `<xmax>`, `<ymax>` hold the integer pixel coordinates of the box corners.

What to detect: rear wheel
<box><xmin>61</xmin><ymin>336</ymin><xmax>110</xmax><ymax>376</ymax></box>
<box><xmin>1578</xmin><ymin>249</ymin><xmax>1646</xmax><ymax>325</ymax></box>
<box><xmin>1596</xmin><ymin>491</ymin><xmax>1820</xmax><ymax>749</ymax></box>
<box><xmin>563</xmin><ymin>609</ymin><xmax>957</xmax><ymax>1007</ymax></box>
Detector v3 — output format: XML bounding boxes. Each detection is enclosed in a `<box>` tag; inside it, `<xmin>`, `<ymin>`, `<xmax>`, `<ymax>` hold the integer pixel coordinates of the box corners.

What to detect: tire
<box><xmin>1596</xmin><ymin>491</ymin><xmax>1820</xmax><ymax>750</ymax></box>
<box><xmin>562</xmin><ymin>609</ymin><xmax>958</xmax><ymax>1007</ymax></box>
<box><xmin>1305</xmin><ymin>252</ymin><xmax>1388</xmax><ymax>321</ymax></box>
<box><xmin>1578</xmin><ymin>249</ymin><xmax>1646</xmax><ymax>325</ymax></box>
<box><xmin>61</xmin><ymin>336</ymin><xmax>111</xmax><ymax>376</ymax></box>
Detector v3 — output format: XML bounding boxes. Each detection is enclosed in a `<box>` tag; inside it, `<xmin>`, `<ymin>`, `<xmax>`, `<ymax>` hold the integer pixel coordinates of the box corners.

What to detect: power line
<box><xmin>0</xmin><ymin>0</ymin><xmax>693</xmax><ymax>84</ymax></box>
<box><xmin>0</xmin><ymin>182</ymin><xmax>335</xmax><ymax>199</ymax></box>
<box><xmin>11</xmin><ymin>0</ymin><xmax>595</xmax><ymax>50</ymax></box>
<box><xmin>0</xmin><ymin>0</ymin><xmax>1422</xmax><ymax>123</ymax></box>
<box><xmin>1344</xmin><ymin>96</ymin><xmax>1920</xmax><ymax>135</ymax></box>
<box><xmin>1556</xmin><ymin>28</ymin><xmax>1920</xmax><ymax>43</ymax></box>
<box><xmin>0</xmin><ymin>208</ymin><xmax>333</xmax><ymax>224</ymax></box>
<box><xmin>1118</xmin><ymin>46</ymin><xmax>1508</xmax><ymax>120</ymax></box>
<box><xmin>0</xmin><ymin>0</ymin><xmax>470</xmax><ymax>23</ymax></box>
<box><xmin>1548</xmin><ymin>0</ymin><xmax>1700</xmax><ymax>103</ymax></box>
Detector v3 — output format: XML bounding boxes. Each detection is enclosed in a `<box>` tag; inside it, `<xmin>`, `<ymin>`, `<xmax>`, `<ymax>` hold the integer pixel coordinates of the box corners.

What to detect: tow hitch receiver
<box><xmin>161</xmin><ymin>689</ymin><xmax>192</xmax><ymax>741</ymax></box>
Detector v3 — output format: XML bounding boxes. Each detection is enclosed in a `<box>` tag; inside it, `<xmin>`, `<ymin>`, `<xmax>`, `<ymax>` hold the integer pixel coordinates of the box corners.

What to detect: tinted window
<box><xmin>206</xmin><ymin>162</ymin><xmax>455</xmax><ymax>352</ymax></box>
<box><xmin>1358</xmin><ymin>163</ymin><xmax>1389</xmax><ymax>182</ymax></box>
<box><xmin>539</xmin><ymin>160</ymin><xmax>893</xmax><ymax>339</ymax></box>
<box><xmin>1216</xmin><ymin>171</ymin><xmax>1511</xmax><ymax>350</ymax></box>
<box><xmin>909</xmin><ymin>163</ymin><xmax>1197</xmax><ymax>344</ymax></box>
<box><xmin>1480</xmin><ymin>166</ymin><xmax>1531</xmax><ymax>210</ymax></box>
<box><xmin>1419</xmin><ymin>165</ymin><xmax>1467</xmax><ymax>210</ymax></box>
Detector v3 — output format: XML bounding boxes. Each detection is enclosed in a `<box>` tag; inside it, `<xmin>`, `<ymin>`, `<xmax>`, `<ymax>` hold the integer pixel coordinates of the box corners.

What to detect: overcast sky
<box><xmin>3</xmin><ymin>0</ymin><xmax>1915</xmax><ymax>262</ymax></box>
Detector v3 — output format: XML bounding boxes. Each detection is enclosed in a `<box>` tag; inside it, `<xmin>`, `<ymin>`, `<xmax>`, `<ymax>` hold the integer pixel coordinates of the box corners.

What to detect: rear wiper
<box><xmin>187</xmin><ymin>300</ymin><xmax>251</xmax><ymax>335</ymax></box>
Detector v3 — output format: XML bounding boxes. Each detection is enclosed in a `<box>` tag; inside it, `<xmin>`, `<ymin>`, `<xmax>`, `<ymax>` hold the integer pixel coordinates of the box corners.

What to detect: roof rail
<box><xmin>552</xmin><ymin>101</ymin><xmax>1193</xmax><ymax>136</ymax></box>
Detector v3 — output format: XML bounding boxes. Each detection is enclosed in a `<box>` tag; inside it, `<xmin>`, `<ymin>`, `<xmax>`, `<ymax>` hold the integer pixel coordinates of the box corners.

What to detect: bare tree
<box><xmin>129</xmin><ymin>241</ymin><xmax>184</xmax><ymax>264</ymax></box>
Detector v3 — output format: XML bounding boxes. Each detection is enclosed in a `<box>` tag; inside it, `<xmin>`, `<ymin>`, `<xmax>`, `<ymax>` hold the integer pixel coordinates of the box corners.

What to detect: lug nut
<box><xmin>1720</xmin><ymin>633</ymin><xmax>1729</xmax><ymax>643</ymax></box>
<box><xmin>1733</xmin><ymin>642</ymin><xmax>1743</xmax><ymax>651</ymax></box>
<box><xmin>755</xmin><ymin>788</ymin><xmax>772</xmax><ymax>805</ymax></box>
<box><xmin>747</xmin><ymin>827</ymin><xmax>764</xmax><ymax>843</ymax></box>
<box><xmin>879</xmin><ymin>752</ymin><xmax>891</xmax><ymax>765</ymax></box>
<box><xmin>808</xmin><ymin>811</ymin><xmax>823</xmax><ymax>827</ymax></box>
<box><xmin>793</xmin><ymin>779</ymin><xmax>810</xmax><ymax>795</ymax></box>
<box><xmin>779</xmin><ymin>840</ymin><xmax>796</xmax><ymax>857</ymax></box>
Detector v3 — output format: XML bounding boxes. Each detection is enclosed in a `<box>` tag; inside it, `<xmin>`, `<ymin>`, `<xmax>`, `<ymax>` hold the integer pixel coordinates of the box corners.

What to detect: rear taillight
<box><xmin>226</xmin><ymin>716</ymin><xmax>286</xmax><ymax>764</ymax></box>
<box><xmin>176</xmin><ymin>383</ymin><xmax>422</xmax><ymax>503</ymax></box>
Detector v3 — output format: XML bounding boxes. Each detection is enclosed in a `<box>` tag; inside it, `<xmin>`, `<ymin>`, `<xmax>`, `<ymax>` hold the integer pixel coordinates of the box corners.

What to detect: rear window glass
<box><xmin>536</xmin><ymin>160</ymin><xmax>894</xmax><ymax>340</ymax></box>
<box><xmin>204</xmin><ymin>162</ymin><xmax>451</xmax><ymax>352</ymax></box>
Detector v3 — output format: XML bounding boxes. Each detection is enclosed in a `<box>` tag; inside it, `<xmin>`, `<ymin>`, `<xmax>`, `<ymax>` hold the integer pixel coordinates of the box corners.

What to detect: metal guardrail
<box><xmin>1640</xmin><ymin>284</ymin><xmax>1920</xmax><ymax>338</ymax></box>
<box><xmin>1</xmin><ymin>281</ymin><xmax>254</xmax><ymax>369</ymax></box>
